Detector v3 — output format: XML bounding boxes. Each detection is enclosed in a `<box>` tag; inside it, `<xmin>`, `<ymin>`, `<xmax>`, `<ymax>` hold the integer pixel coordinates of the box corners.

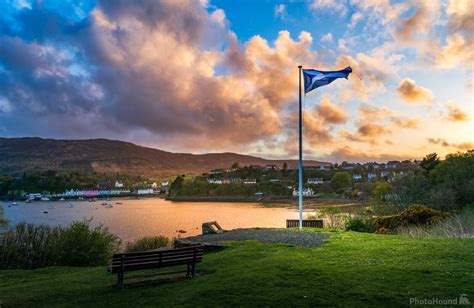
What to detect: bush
<box><xmin>373</xmin><ymin>204</ymin><xmax>451</xmax><ymax>232</ymax></box>
<box><xmin>0</xmin><ymin>220</ymin><xmax>121</xmax><ymax>269</ymax></box>
<box><xmin>56</xmin><ymin>220</ymin><xmax>121</xmax><ymax>267</ymax></box>
<box><xmin>345</xmin><ymin>216</ymin><xmax>375</xmax><ymax>233</ymax></box>
<box><xmin>125</xmin><ymin>235</ymin><xmax>172</xmax><ymax>252</ymax></box>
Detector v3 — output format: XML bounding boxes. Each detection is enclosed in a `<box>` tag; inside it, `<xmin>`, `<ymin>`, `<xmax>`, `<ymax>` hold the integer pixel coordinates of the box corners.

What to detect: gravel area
<box><xmin>180</xmin><ymin>228</ymin><xmax>329</xmax><ymax>248</ymax></box>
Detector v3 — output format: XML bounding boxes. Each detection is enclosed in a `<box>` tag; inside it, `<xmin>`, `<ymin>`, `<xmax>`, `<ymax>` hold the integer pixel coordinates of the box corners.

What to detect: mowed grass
<box><xmin>0</xmin><ymin>230</ymin><xmax>473</xmax><ymax>307</ymax></box>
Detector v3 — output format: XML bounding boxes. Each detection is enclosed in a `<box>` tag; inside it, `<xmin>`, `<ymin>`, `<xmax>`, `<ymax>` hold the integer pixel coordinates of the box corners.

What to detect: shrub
<box><xmin>125</xmin><ymin>235</ymin><xmax>172</xmax><ymax>252</ymax></box>
<box><xmin>56</xmin><ymin>220</ymin><xmax>121</xmax><ymax>267</ymax></box>
<box><xmin>0</xmin><ymin>220</ymin><xmax>121</xmax><ymax>269</ymax></box>
<box><xmin>345</xmin><ymin>216</ymin><xmax>375</xmax><ymax>233</ymax></box>
<box><xmin>373</xmin><ymin>204</ymin><xmax>451</xmax><ymax>232</ymax></box>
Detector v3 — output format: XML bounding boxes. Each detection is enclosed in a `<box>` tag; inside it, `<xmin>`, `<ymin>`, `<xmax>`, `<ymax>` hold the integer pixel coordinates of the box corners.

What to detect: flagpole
<box><xmin>298</xmin><ymin>65</ymin><xmax>303</xmax><ymax>230</ymax></box>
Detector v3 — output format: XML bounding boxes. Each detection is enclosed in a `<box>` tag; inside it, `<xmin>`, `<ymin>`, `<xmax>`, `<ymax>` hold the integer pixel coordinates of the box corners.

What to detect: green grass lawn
<box><xmin>1</xmin><ymin>230</ymin><xmax>473</xmax><ymax>307</ymax></box>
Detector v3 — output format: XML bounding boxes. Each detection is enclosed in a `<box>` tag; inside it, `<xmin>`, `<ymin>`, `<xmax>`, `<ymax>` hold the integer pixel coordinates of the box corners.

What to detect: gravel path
<box><xmin>180</xmin><ymin>228</ymin><xmax>329</xmax><ymax>248</ymax></box>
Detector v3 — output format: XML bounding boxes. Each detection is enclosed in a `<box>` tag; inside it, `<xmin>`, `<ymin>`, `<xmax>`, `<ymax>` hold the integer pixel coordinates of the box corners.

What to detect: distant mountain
<box><xmin>0</xmin><ymin>137</ymin><xmax>330</xmax><ymax>177</ymax></box>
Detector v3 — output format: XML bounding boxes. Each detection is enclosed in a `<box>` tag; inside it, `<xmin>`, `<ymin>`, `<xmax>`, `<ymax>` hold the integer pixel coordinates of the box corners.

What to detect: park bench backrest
<box><xmin>286</xmin><ymin>219</ymin><xmax>323</xmax><ymax>228</ymax></box>
<box><xmin>109</xmin><ymin>245</ymin><xmax>204</xmax><ymax>273</ymax></box>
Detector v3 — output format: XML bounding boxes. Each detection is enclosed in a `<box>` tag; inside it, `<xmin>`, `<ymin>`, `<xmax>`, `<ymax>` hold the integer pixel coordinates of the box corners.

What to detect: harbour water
<box><xmin>2</xmin><ymin>198</ymin><xmax>310</xmax><ymax>242</ymax></box>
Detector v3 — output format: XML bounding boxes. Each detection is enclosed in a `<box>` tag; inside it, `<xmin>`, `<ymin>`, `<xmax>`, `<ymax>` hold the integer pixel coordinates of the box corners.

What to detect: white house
<box><xmin>368</xmin><ymin>172</ymin><xmax>377</xmax><ymax>180</ymax></box>
<box><xmin>307</xmin><ymin>178</ymin><xmax>323</xmax><ymax>184</ymax></box>
<box><xmin>292</xmin><ymin>187</ymin><xmax>314</xmax><ymax>197</ymax></box>
<box><xmin>207</xmin><ymin>178</ymin><xmax>223</xmax><ymax>184</ymax></box>
<box><xmin>243</xmin><ymin>179</ymin><xmax>257</xmax><ymax>184</ymax></box>
<box><xmin>352</xmin><ymin>174</ymin><xmax>363</xmax><ymax>180</ymax></box>
<box><xmin>381</xmin><ymin>171</ymin><xmax>392</xmax><ymax>178</ymax></box>
<box><xmin>114</xmin><ymin>180</ymin><xmax>124</xmax><ymax>188</ymax></box>
<box><xmin>150</xmin><ymin>182</ymin><xmax>158</xmax><ymax>189</ymax></box>
<box><xmin>269</xmin><ymin>179</ymin><xmax>280</xmax><ymax>183</ymax></box>
<box><xmin>137</xmin><ymin>188</ymin><xmax>154</xmax><ymax>195</ymax></box>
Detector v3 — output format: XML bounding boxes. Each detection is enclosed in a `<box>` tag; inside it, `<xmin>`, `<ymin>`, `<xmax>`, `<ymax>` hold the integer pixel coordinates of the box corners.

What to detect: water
<box><xmin>1</xmin><ymin>199</ymin><xmax>310</xmax><ymax>242</ymax></box>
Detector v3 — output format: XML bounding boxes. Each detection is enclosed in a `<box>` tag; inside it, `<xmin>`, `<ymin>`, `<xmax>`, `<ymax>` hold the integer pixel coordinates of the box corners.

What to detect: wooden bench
<box><xmin>286</xmin><ymin>219</ymin><xmax>323</xmax><ymax>228</ymax></box>
<box><xmin>108</xmin><ymin>245</ymin><xmax>204</xmax><ymax>288</ymax></box>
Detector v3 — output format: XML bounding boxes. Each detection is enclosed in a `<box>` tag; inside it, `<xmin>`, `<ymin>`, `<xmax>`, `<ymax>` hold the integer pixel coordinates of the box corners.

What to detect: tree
<box><xmin>169</xmin><ymin>176</ymin><xmax>184</xmax><ymax>196</ymax></box>
<box><xmin>429</xmin><ymin>150</ymin><xmax>474</xmax><ymax>209</ymax></box>
<box><xmin>420</xmin><ymin>153</ymin><xmax>439</xmax><ymax>173</ymax></box>
<box><xmin>231</xmin><ymin>162</ymin><xmax>240</xmax><ymax>169</ymax></box>
<box><xmin>330</xmin><ymin>172</ymin><xmax>352</xmax><ymax>191</ymax></box>
<box><xmin>372</xmin><ymin>181</ymin><xmax>392</xmax><ymax>202</ymax></box>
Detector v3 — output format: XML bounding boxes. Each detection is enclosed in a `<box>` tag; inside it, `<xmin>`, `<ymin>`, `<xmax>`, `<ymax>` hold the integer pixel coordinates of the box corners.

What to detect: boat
<box><xmin>177</xmin><ymin>229</ymin><xmax>187</xmax><ymax>234</ymax></box>
<box><xmin>48</xmin><ymin>205</ymin><xmax>55</xmax><ymax>209</ymax></box>
<box><xmin>104</xmin><ymin>204</ymin><xmax>113</xmax><ymax>208</ymax></box>
<box><xmin>59</xmin><ymin>198</ymin><xmax>65</xmax><ymax>201</ymax></box>
<box><xmin>11</xmin><ymin>202</ymin><xmax>18</xmax><ymax>206</ymax></box>
<box><xmin>43</xmin><ymin>210</ymin><xmax>48</xmax><ymax>214</ymax></box>
<box><xmin>115</xmin><ymin>202</ymin><xmax>123</xmax><ymax>205</ymax></box>
<box><xmin>25</xmin><ymin>199</ymin><xmax>32</xmax><ymax>203</ymax></box>
<box><xmin>67</xmin><ymin>203</ymin><xmax>74</xmax><ymax>208</ymax></box>
<box><xmin>101</xmin><ymin>202</ymin><xmax>108</xmax><ymax>206</ymax></box>
<box><xmin>40</xmin><ymin>197</ymin><xmax>50</xmax><ymax>201</ymax></box>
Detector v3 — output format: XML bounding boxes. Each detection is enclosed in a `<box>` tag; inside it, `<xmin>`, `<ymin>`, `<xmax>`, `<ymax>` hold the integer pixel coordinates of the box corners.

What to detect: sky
<box><xmin>0</xmin><ymin>0</ymin><xmax>472</xmax><ymax>162</ymax></box>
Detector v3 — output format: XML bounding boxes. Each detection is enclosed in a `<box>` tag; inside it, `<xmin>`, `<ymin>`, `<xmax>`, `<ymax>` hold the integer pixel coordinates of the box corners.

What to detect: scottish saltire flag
<box><xmin>303</xmin><ymin>67</ymin><xmax>352</xmax><ymax>94</ymax></box>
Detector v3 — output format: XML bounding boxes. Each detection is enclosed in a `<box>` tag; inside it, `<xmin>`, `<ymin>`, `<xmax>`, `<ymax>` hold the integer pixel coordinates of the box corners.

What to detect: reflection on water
<box><xmin>2</xmin><ymin>199</ymin><xmax>309</xmax><ymax>242</ymax></box>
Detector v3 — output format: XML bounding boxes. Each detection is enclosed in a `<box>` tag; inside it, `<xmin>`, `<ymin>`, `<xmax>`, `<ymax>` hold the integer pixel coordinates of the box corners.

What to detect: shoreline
<box><xmin>166</xmin><ymin>195</ymin><xmax>364</xmax><ymax>209</ymax></box>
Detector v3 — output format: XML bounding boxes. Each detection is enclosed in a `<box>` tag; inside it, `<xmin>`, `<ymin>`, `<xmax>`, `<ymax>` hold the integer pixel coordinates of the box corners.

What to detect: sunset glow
<box><xmin>0</xmin><ymin>0</ymin><xmax>472</xmax><ymax>162</ymax></box>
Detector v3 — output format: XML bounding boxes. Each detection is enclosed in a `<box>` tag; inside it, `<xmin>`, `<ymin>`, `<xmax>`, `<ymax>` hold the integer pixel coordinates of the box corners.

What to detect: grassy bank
<box><xmin>0</xmin><ymin>230</ymin><xmax>472</xmax><ymax>306</ymax></box>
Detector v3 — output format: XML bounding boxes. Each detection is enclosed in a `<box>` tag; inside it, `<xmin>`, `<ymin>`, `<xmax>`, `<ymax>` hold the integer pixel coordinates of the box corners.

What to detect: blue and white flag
<box><xmin>303</xmin><ymin>66</ymin><xmax>352</xmax><ymax>94</ymax></box>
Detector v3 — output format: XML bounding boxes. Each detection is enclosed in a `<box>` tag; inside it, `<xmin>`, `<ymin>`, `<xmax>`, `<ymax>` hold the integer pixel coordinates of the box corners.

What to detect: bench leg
<box><xmin>191</xmin><ymin>262</ymin><xmax>196</xmax><ymax>278</ymax></box>
<box><xmin>117</xmin><ymin>271</ymin><xmax>124</xmax><ymax>289</ymax></box>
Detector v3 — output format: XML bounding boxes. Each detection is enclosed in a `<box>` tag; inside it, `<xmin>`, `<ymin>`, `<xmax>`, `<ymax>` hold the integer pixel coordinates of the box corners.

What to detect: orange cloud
<box><xmin>445</xmin><ymin>101</ymin><xmax>470</xmax><ymax>122</ymax></box>
<box><xmin>315</xmin><ymin>99</ymin><xmax>347</xmax><ymax>124</ymax></box>
<box><xmin>322</xmin><ymin>145</ymin><xmax>410</xmax><ymax>163</ymax></box>
<box><xmin>397</xmin><ymin>78</ymin><xmax>435</xmax><ymax>104</ymax></box>
<box><xmin>428</xmin><ymin>138</ymin><xmax>473</xmax><ymax>150</ymax></box>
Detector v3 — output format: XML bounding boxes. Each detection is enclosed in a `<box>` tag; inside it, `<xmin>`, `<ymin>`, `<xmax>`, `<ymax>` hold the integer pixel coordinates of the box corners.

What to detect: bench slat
<box><xmin>112</xmin><ymin>245</ymin><xmax>201</xmax><ymax>258</ymax></box>
<box><xmin>111</xmin><ymin>253</ymin><xmax>203</xmax><ymax>266</ymax></box>
<box><xmin>112</xmin><ymin>250</ymin><xmax>202</xmax><ymax>262</ymax></box>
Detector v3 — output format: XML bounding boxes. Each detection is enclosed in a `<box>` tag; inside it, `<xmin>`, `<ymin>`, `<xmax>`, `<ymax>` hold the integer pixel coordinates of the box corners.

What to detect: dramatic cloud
<box><xmin>397</xmin><ymin>78</ymin><xmax>435</xmax><ymax>104</ymax></box>
<box><xmin>0</xmin><ymin>1</ymin><xmax>321</xmax><ymax>151</ymax></box>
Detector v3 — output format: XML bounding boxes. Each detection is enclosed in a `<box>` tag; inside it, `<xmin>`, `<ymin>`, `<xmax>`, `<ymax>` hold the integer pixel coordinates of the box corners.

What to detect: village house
<box><xmin>381</xmin><ymin>171</ymin><xmax>392</xmax><ymax>178</ymax></box>
<box><xmin>114</xmin><ymin>180</ymin><xmax>124</xmax><ymax>188</ymax></box>
<box><xmin>243</xmin><ymin>179</ymin><xmax>257</xmax><ymax>184</ymax></box>
<box><xmin>292</xmin><ymin>187</ymin><xmax>314</xmax><ymax>197</ymax></box>
<box><xmin>368</xmin><ymin>172</ymin><xmax>377</xmax><ymax>180</ymax></box>
<box><xmin>352</xmin><ymin>174</ymin><xmax>363</xmax><ymax>180</ymax></box>
<box><xmin>386</xmin><ymin>161</ymin><xmax>400</xmax><ymax>169</ymax></box>
<box><xmin>269</xmin><ymin>178</ymin><xmax>280</xmax><ymax>183</ymax></box>
<box><xmin>307</xmin><ymin>178</ymin><xmax>323</xmax><ymax>184</ymax></box>
<box><xmin>263</xmin><ymin>164</ymin><xmax>278</xmax><ymax>171</ymax></box>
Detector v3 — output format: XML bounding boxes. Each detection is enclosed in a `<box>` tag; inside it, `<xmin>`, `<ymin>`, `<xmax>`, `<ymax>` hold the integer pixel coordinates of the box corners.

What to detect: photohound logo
<box><xmin>459</xmin><ymin>294</ymin><xmax>471</xmax><ymax>305</ymax></box>
<box><xmin>409</xmin><ymin>294</ymin><xmax>471</xmax><ymax>306</ymax></box>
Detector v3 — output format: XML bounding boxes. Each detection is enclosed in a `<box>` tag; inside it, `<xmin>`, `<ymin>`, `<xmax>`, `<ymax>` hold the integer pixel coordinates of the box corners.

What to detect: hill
<box><xmin>0</xmin><ymin>137</ymin><xmax>330</xmax><ymax>177</ymax></box>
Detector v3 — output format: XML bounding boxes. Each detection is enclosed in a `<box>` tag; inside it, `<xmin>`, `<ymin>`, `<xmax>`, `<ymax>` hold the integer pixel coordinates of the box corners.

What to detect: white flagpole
<box><xmin>298</xmin><ymin>65</ymin><xmax>303</xmax><ymax>230</ymax></box>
